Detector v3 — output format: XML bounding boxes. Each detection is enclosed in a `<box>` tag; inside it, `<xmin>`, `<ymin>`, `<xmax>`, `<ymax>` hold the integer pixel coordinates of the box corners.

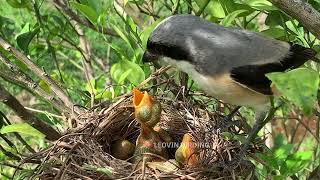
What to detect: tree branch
<box><xmin>0</xmin><ymin>144</ymin><xmax>21</xmax><ymax>160</ymax></box>
<box><xmin>0</xmin><ymin>84</ymin><xmax>61</xmax><ymax>141</ymax></box>
<box><xmin>70</xmin><ymin>21</ymin><xmax>95</xmax><ymax>107</ymax></box>
<box><xmin>0</xmin><ymin>37</ymin><xmax>80</xmax><ymax>114</ymax></box>
<box><xmin>0</xmin><ymin>53</ymin><xmax>69</xmax><ymax>114</ymax></box>
<box><xmin>114</xmin><ymin>0</ymin><xmax>148</xmax><ymax>28</ymax></box>
<box><xmin>53</xmin><ymin>0</ymin><xmax>118</xmax><ymax>37</ymax></box>
<box><xmin>268</xmin><ymin>0</ymin><xmax>320</xmax><ymax>39</ymax></box>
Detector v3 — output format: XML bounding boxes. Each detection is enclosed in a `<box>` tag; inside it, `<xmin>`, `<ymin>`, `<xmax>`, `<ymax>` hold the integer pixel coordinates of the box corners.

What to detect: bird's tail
<box><xmin>284</xmin><ymin>44</ymin><xmax>317</xmax><ymax>69</ymax></box>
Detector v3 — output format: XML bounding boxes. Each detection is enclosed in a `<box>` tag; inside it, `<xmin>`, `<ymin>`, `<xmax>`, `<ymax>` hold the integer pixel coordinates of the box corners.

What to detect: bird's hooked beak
<box><xmin>142</xmin><ymin>50</ymin><xmax>159</xmax><ymax>63</ymax></box>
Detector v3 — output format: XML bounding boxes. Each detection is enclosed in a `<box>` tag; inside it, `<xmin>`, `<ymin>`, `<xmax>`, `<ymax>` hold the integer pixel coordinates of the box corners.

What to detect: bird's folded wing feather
<box><xmin>230</xmin><ymin>44</ymin><xmax>316</xmax><ymax>95</ymax></box>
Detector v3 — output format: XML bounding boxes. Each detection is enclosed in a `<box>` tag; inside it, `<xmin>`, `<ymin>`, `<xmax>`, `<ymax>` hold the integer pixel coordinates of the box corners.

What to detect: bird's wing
<box><xmin>230</xmin><ymin>44</ymin><xmax>316</xmax><ymax>95</ymax></box>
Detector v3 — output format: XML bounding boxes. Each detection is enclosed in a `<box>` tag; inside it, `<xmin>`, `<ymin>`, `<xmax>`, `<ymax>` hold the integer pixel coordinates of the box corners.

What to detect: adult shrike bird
<box><xmin>142</xmin><ymin>14</ymin><xmax>316</xmax><ymax>158</ymax></box>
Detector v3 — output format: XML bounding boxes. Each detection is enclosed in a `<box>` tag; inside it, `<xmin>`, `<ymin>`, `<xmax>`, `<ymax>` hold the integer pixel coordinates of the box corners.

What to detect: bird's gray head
<box><xmin>142</xmin><ymin>15</ymin><xmax>201</xmax><ymax>64</ymax></box>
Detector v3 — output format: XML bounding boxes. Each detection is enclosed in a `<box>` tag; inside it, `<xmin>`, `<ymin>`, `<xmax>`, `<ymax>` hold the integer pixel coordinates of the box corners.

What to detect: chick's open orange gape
<box><xmin>133</xmin><ymin>88</ymin><xmax>153</xmax><ymax>108</ymax></box>
<box><xmin>133</xmin><ymin>88</ymin><xmax>154</xmax><ymax>123</ymax></box>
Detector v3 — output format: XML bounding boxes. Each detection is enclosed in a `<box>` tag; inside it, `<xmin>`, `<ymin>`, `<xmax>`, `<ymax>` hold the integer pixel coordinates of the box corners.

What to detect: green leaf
<box><xmin>80</xmin><ymin>0</ymin><xmax>101</xmax><ymax>14</ymax></box>
<box><xmin>273</xmin><ymin>144</ymin><xmax>293</xmax><ymax>162</ymax></box>
<box><xmin>123</xmin><ymin>60</ymin><xmax>145</xmax><ymax>85</ymax></box>
<box><xmin>6</xmin><ymin>0</ymin><xmax>32</xmax><ymax>9</ymax></box>
<box><xmin>140</xmin><ymin>19</ymin><xmax>163</xmax><ymax>49</ymax></box>
<box><xmin>111</xmin><ymin>24</ymin><xmax>135</xmax><ymax>53</ymax></box>
<box><xmin>310</xmin><ymin>1</ymin><xmax>320</xmax><ymax>11</ymax></box>
<box><xmin>208</xmin><ymin>0</ymin><xmax>226</xmax><ymax>18</ymax></box>
<box><xmin>85</xmin><ymin>79</ymin><xmax>97</xmax><ymax>95</ymax></box>
<box><xmin>280</xmin><ymin>151</ymin><xmax>313</xmax><ymax>175</ymax></box>
<box><xmin>70</xmin><ymin>2</ymin><xmax>98</xmax><ymax>25</ymax></box>
<box><xmin>255</xmin><ymin>153</ymin><xmax>278</xmax><ymax>170</ymax></box>
<box><xmin>0</xmin><ymin>123</ymin><xmax>45</xmax><ymax>138</ymax></box>
<box><xmin>220</xmin><ymin>10</ymin><xmax>247</xmax><ymax>26</ymax></box>
<box><xmin>314</xmin><ymin>45</ymin><xmax>320</xmax><ymax>59</ymax></box>
<box><xmin>195</xmin><ymin>0</ymin><xmax>225</xmax><ymax>18</ymax></box>
<box><xmin>285</xmin><ymin>20</ymin><xmax>305</xmax><ymax>38</ymax></box>
<box><xmin>123</xmin><ymin>0</ymin><xmax>129</xmax><ymax>6</ymax></box>
<box><xmin>219</xmin><ymin>0</ymin><xmax>238</xmax><ymax>13</ymax></box>
<box><xmin>16</xmin><ymin>27</ymin><xmax>40</xmax><ymax>53</ymax></box>
<box><xmin>261</xmin><ymin>27</ymin><xmax>285</xmax><ymax>39</ymax></box>
<box><xmin>119</xmin><ymin>69</ymin><xmax>132</xmax><ymax>84</ymax></box>
<box><xmin>51</xmin><ymin>15</ymin><xmax>64</xmax><ymax>28</ymax></box>
<box><xmin>95</xmin><ymin>90</ymin><xmax>112</xmax><ymax>100</ymax></box>
<box><xmin>266</xmin><ymin>68</ymin><xmax>319</xmax><ymax>115</ymax></box>
<box><xmin>0</xmin><ymin>16</ymin><xmax>15</xmax><ymax>37</ymax></box>
<box><xmin>265</xmin><ymin>11</ymin><xmax>289</xmax><ymax>27</ymax></box>
<box><xmin>243</xmin><ymin>0</ymin><xmax>277</xmax><ymax>10</ymax></box>
<box><xmin>111</xmin><ymin>60</ymin><xmax>145</xmax><ymax>85</ymax></box>
<box><xmin>6</xmin><ymin>0</ymin><xmax>22</xmax><ymax>8</ymax></box>
<box><xmin>219</xmin><ymin>0</ymin><xmax>254</xmax><ymax>16</ymax></box>
<box><xmin>107</xmin><ymin>42</ymin><xmax>130</xmax><ymax>60</ymax></box>
<box><xmin>272</xmin><ymin>175</ymin><xmax>286</xmax><ymax>180</ymax></box>
<box><xmin>273</xmin><ymin>134</ymin><xmax>285</xmax><ymax>149</ymax></box>
<box><xmin>221</xmin><ymin>132</ymin><xmax>233</xmax><ymax>140</ymax></box>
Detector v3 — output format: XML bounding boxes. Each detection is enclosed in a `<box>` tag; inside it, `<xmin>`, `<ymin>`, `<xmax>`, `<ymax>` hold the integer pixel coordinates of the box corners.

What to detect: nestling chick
<box><xmin>132</xmin><ymin>88</ymin><xmax>169</xmax><ymax>163</ymax></box>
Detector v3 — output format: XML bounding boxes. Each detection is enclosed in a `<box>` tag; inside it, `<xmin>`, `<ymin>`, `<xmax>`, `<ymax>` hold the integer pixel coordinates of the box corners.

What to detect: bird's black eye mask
<box><xmin>142</xmin><ymin>50</ymin><xmax>159</xmax><ymax>62</ymax></box>
<box><xmin>142</xmin><ymin>40</ymin><xmax>190</xmax><ymax>63</ymax></box>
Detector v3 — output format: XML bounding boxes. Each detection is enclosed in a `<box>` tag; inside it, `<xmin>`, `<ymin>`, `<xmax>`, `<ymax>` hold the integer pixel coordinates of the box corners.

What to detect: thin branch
<box><xmin>0</xmin><ymin>54</ymin><xmax>69</xmax><ymax>114</ymax></box>
<box><xmin>268</xmin><ymin>0</ymin><xmax>320</xmax><ymax>39</ymax></box>
<box><xmin>0</xmin><ymin>162</ymin><xmax>25</xmax><ymax>170</ymax></box>
<box><xmin>0</xmin><ymin>37</ymin><xmax>79</xmax><ymax>114</ymax></box>
<box><xmin>0</xmin><ymin>144</ymin><xmax>20</xmax><ymax>160</ymax></box>
<box><xmin>295</xmin><ymin>116</ymin><xmax>320</xmax><ymax>143</ymax></box>
<box><xmin>53</xmin><ymin>0</ymin><xmax>118</xmax><ymax>37</ymax></box>
<box><xmin>71</xmin><ymin>21</ymin><xmax>95</xmax><ymax>107</ymax></box>
<box><xmin>115</xmin><ymin>0</ymin><xmax>147</xmax><ymax>28</ymax></box>
<box><xmin>0</xmin><ymin>133</ymin><xmax>16</xmax><ymax>149</ymax></box>
<box><xmin>0</xmin><ymin>84</ymin><xmax>61</xmax><ymax>141</ymax></box>
<box><xmin>24</xmin><ymin>107</ymin><xmax>64</xmax><ymax>119</ymax></box>
<box><xmin>308</xmin><ymin>165</ymin><xmax>320</xmax><ymax>180</ymax></box>
<box><xmin>171</xmin><ymin>0</ymin><xmax>180</xmax><ymax>14</ymax></box>
<box><xmin>196</xmin><ymin>0</ymin><xmax>210</xmax><ymax>16</ymax></box>
<box><xmin>131</xmin><ymin>0</ymin><xmax>160</xmax><ymax>20</ymax></box>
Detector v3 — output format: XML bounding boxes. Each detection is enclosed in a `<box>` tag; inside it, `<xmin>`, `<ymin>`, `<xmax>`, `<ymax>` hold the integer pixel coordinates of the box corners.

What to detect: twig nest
<box><xmin>23</xmin><ymin>86</ymin><xmax>263</xmax><ymax>179</ymax></box>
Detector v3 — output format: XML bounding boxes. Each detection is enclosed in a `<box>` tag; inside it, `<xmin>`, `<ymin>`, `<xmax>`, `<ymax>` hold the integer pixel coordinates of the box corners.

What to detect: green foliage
<box><xmin>6</xmin><ymin>0</ymin><xmax>32</xmax><ymax>9</ymax></box>
<box><xmin>256</xmin><ymin>135</ymin><xmax>313</xmax><ymax>178</ymax></box>
<box><xmin>71</xmin><ymin>2</ymin><xmax>99</xmax><ymax>25</ymax></box>
<box><xmin>0</xmin><ymin>123</ymin><xmax>45</xmax><ymax>138</ymax></box>
<box><xmin>267</xmin><ymin>68</ymin><xmax>319</xmax><ymax>115</ymax></box>
<box><xmin>220</xmin><ymin>9</ymin><xmax>248</xmax><ymax>26</ymax></box>
<box><xmin>16</xmin><ymin>27</ymin><xmax>39</xmax><ymax>53</ymax></box>
<box><xmin>242</xmin><ymin>0</ymin><xmax>277</xmax><ymax>11</ymax></box>
<box><xmin>110</xmin><ymin>59</ymin><xmax>145</xmax><ymax>85</ymax></box>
